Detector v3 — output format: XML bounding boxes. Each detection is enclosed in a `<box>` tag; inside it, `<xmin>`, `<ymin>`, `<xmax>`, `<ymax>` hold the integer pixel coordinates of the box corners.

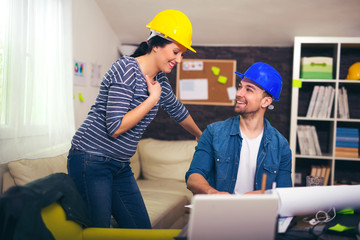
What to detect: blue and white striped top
<box><xmin>71</xmin><ymin>56</ymin><xmax>189</xmax><ymax>161</ymax></box>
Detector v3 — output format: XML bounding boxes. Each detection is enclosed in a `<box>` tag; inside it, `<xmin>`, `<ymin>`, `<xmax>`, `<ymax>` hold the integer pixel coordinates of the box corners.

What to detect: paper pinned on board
<box><xmin>179</xmin><ymin>79</ymin><xmax>208</xmax><ymax>100</ymax></box>
<box><xmin>91</xmin><ymin>63</ymin><xmax>102</xmax><ymax>87</ymax></box>
<box><xmin>182</xmin><ymin>61</ymin><xmax>204</xmax><ymax>71</ymax></box>
<box><xmin>74</xmin><ymin>60</ymin><xmax>86</xmax><ymax>86</ymax></box>
<box><xmin>227</xmin><ymin>86</ymin><xmax>236</xmax><ymax>101</ymax></box>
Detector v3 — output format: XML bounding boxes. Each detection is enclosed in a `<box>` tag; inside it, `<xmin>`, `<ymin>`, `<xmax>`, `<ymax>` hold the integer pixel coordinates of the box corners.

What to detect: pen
<box><xmin>261</xmin><ymin>173</ymin><xmax>267</xmax><ymax>194</ymax></box>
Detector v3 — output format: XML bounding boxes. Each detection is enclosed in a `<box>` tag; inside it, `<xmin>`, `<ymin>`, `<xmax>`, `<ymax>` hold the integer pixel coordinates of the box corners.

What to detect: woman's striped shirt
<box><xmin>71</xmin><ymin>56</ymin><xmax>189</xmax><ymax>161</ymax></box>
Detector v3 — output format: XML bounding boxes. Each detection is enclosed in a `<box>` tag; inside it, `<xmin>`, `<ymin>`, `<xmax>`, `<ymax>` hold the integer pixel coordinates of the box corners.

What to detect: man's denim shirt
<box><xmin>185</xmin><ymin>116</ymin><xmax>292</xmax><ymax>193</ymax></box>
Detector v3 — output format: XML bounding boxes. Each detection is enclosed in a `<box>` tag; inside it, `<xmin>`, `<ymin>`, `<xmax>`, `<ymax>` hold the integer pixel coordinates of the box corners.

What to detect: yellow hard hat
<box><xmin>346</xmin><ymin>62</ymin><xmax>360</xmax><ymax>80</ymax></box>
<box><xmin>146</xmin><ymin>9</ymin><xmax>196</xmax><ymax>53</ymax></box>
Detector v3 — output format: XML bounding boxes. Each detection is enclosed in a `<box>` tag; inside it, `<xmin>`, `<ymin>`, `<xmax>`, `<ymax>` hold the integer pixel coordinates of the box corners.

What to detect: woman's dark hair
<box><xmin>130</xmin><ymin>36</ymin><xmax>172</xmax><ymax>57</ymax></box>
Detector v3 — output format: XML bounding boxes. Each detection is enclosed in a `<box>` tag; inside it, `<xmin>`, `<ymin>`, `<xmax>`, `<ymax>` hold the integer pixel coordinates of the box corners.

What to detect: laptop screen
<box><xmin>187</xmin><ymin>194</ymin><xmax>279</xmax><ymax>240</ymax></box>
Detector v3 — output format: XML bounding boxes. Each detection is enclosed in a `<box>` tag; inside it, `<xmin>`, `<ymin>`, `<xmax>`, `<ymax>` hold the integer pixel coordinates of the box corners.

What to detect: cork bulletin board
<box><xmin>176</xmin><ymin>59</ymin><xmax>236</xmax><ymax>106</ymax></box>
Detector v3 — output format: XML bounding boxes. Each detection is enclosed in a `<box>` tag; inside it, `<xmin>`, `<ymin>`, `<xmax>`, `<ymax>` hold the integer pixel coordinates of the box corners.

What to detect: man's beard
<box><xmin>234</xmin><ymin>105</ymin><xmax>260</xmax><ymax>119</ymax></box>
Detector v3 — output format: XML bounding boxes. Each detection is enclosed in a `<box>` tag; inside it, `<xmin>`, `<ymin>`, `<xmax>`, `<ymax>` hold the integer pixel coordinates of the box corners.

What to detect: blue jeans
<box><xmin>67</xmin><ymin>147</ymin><xmax>151</xmax><ymax>228</ymax></box>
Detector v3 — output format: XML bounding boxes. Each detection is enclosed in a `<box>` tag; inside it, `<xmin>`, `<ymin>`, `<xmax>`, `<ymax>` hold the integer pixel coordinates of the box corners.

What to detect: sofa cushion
<box><xmin>129</xmin><ymin>150</ymin><xmax>140</xmax><ymax>180</ymax></box>
<box><xmin>137</xmin><ymin>179</ymin><xmax>193</xmax><ymax>202</ymax></box>
<box><xmin>138</xmin><ymin>138</ymin><xmax>197</xmax><ymax>182</ymax></box>
<box><xmin>7</xmin><ymin>153</ymin><xmax>68</xmax><ymax>186</ymax></box>
<box><xmin>141</xmin><ymin>191</ymin><xmax>188</xmax><ymax>229</ymax></box>
<box><xmin>2</xmin><ymin>171</ymin><xmax>15</xmax><ymax>193</ymax></box>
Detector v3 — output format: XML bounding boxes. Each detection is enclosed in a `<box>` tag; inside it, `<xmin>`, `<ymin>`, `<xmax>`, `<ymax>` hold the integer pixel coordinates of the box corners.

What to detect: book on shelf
<box><xmin>297</xmin><ymin>125</ymin><xmax>322</xmax><ymax>156</ymax></box>
<box><xmin>336</xmin><ymin>127</ymin><xmax>359</xmax><ymax>145</ymax></box>
<box><xmin>335</xmin><ymin>147</ymin><xmax>359</xmax><ymax>153</ymax></box>
<box><xmin>335</xmin><ymin>127</ymin><xmax>359</xmax><ymax>157</ymax></box>
<box><xmin>336</xmin><ymin>136</ymin><xmax>359</xmax><ymax>142</ymax></box>
<box><xmin>335</xmin><ymin>147</ymin><xmax>359</xmax><ymax>158</ymax></box>
<box><xmin>336</xmin><ymin>127</ymin><xmax>359</xmax><ymax>137</ymax></box>
<box><xmin>336</xmin><ymin>141</ymin><xmax>359</xmax><ymax>148</ymax></box>
<box><xmin>306</xmin><ymin>85</ymin><xmax>334</xmax><ymax>118</ymax></box>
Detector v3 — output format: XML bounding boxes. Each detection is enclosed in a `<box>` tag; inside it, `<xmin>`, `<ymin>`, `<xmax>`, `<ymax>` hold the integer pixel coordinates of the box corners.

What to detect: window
<box><xmin>0</xmin><ymin>0</ymin><xmax>75</xmax><ymax>163</ymax></box>
<box><xmin>0</xmin><ymin>0</ymin><xmax>7</xmax><ymax>125</ymax></box>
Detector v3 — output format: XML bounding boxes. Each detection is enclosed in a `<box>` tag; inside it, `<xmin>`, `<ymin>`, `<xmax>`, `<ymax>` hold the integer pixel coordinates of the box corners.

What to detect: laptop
<box><xmin>187</xmin><ymin>193</ymin><xmax>279</xmax><ymax>240</ymax></box>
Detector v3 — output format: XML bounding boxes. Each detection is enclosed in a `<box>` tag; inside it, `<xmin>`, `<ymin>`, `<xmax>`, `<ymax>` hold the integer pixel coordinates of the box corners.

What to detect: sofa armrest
<box><xmin>42</xmin><ymin>202</ymin><xmax>181</xmax><ymax>240</ymax></box>
<box><xmin>83</xmin><ymin>228</ymin><xmax>182</xmax><ymax>240</ymax></box>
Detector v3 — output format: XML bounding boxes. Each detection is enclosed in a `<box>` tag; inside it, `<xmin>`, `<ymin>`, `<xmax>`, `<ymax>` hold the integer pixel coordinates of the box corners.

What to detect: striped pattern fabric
<box><xmin>71</xmin><ymin>56</ymin><xmax>189</xmax><ymax>161</ymax></box>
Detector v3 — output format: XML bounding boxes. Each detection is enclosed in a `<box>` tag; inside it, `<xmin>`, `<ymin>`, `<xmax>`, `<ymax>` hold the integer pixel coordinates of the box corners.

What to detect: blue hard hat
<box><xmin>235</xmin><ymin>62</ymin><xmax>282</xmax><ymax>101</ymax></box>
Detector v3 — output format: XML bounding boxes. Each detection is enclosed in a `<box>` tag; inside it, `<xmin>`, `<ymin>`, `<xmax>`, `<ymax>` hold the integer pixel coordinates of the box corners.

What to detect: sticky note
<box><xmin>292</xmin><ymin>79</ymin><xmax>302</xmax><ymax>88</ymax></box>
<box><xmin>78</xmin><ymin>93</ymin><xmax>85</xmax><ymax>102</ymax></box>
<box><xmin>337</xmin><ymin>208</ymin><xmax>354</xmax><ymax>215</ymax></box>
<box><xmin>73</xmin><ymin>93</ymin><xmax>75</xmax><ymax>99</ymax></box>
<box><xmin>218</xmin><ymin>76</ymin><xmax>227</xmax><ymax>84</ymax></box>
<box><xmin>211</xmin><ymin>66</ymin><xmax>220</xmax><ymax>76</ymax></box>
<box><xmin>328</xmin><ymin>224</ymin><xmax>355</xmax><ymax>232</ymax></box>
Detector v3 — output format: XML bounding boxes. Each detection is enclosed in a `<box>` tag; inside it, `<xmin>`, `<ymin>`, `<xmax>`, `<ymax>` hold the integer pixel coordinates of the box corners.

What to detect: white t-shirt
<box><xmin>234</xmin><ymin>129</ymin><xmax>263</xmax><ymax>194</ymax></box>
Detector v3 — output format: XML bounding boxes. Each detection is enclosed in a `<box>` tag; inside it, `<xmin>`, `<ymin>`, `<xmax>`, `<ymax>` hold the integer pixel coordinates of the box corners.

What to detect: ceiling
<box><xmin>95</xmin><ymin>0</ymin><xmax>360</xmax><ymax>47</ymax></box>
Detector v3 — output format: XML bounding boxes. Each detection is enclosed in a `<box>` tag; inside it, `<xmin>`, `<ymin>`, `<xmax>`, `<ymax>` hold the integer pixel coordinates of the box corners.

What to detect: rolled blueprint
<box><xmin>271</xmin><ymin>185</ymin><xmax>360</xmax><ymax>217</ymax></box>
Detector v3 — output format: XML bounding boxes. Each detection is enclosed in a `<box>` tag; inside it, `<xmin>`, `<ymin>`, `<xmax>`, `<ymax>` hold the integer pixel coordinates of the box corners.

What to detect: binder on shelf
<box><xmin>297</xmin><ymin>125</ymin><xmax>308</xmax><ymax>155</ymax></box>
<box><xmin>312</xmin><ymin>86</ymin><xmax>325</xmax><ymax>118</ymax></box>
<box><xmin>306</xmin><ymin>85</ymin><xmax>320</xmax><ymax>117</ymax></box>
<box><xmin>338</xmin><ymin>86</ymin><xmax>350</xmax><ymax>119</ymax></box>
<box><xmin>318</xmin><ymin>86</ymin><xmax>333</xmax><ymax>118</ymax></box>
<box><xmin>343</xmin><ymin>87</ymin><xmax>350</xmax><ymax>118</ymax></box>
<box><xmin>310</xmin><ymin>125</ymin><xmax>322</xmax><ymax>156</ymax></box>
<box><xmin>324</xmin><ymin>167</ymin><xmax>331</xmax><ymax>186</ymax></box>
<box><xmin>297</xmin><ymin>125</ymin><xmax>322</xmax><ymax>156</ymax></box>
<box><xmin>326</xmin><ymin>87</ymin><xmax>335</xmax><ymax>118</ymax></box>
<box><xmin>310</xmin><ymin>165</ymin><xmax>321</xmax><ymax>177</ymax></box>
<box><xmin>306</xmin><ymin>85</ymin><xmax>334</xmax><ymax>118</ymax></box>
<box><xmin>309</xmin><ymin>165</ymin><xmax>330</xmax><ymax>186</ymax></box>
<box><xmin>310</xmin><ymin>165</ymin><xmax>317</xmax><ymax>177</ymax></box>
<box><xmin>304</xmin><ymin>125</ymin><xmax>317</xmax><ymax>156</ymax></box>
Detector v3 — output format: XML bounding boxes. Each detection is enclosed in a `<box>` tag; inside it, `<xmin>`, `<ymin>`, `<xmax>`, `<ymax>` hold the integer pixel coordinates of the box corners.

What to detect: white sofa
<box><xmin>0</xmin><ymin>138</ymin><xmax>197</xmax><ymax>229</ymax></box>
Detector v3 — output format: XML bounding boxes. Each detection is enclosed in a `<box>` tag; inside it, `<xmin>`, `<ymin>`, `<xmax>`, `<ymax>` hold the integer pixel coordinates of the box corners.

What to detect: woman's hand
<box><xmin>111</xmin><ymin>75</ymin><xmax>162</xmax><ymax>138</ymax></box>
<box><xmin>145</xmin><ymin>75</ymin><xmax>161</xmax><ymax>102</ymax></box>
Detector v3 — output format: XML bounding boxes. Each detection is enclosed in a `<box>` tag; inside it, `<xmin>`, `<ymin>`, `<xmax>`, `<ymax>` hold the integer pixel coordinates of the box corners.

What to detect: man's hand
<box><xmin>187</xmin><ymin>173</ymin><xmax>230</xmax><ymax>195</ymax></box>
<box><xmin>244</xmin><ymin>190</ymin><xmax>263</xmax><ymax>195</ymax></box>
<box><xmin>207</xmin><ymin>189</ymin><xmax>231</xmax><ymax>195</ymax></box>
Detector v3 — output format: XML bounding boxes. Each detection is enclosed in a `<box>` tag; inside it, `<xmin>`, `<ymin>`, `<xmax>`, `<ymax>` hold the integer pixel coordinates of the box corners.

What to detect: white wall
<box><xmin>72</xmin><ymin>0</ymin><xmax>120</xmax><ymax>129</ymax></box>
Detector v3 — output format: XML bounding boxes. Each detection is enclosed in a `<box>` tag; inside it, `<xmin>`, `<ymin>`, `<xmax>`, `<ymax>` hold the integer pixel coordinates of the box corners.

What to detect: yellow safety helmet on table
<box><xmin>346</xmin><ymin>62</ymin><xmax>360</xmax><ymax>80</ymax></box>
<box><xmin>146</xmin><ymin>9</ymin><xmax>196</xmax><ymax>53</ymax></box>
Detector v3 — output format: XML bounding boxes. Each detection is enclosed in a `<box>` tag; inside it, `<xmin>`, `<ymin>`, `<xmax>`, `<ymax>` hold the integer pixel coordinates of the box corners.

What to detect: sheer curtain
<box><xmin>0</xmin><ymin>0</ymin><xmax>74</xmax><ymax>164</ymax></box>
